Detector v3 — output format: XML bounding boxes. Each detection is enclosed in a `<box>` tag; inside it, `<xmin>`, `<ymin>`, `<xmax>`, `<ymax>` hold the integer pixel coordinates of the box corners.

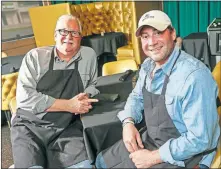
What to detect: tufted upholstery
<box><xmin>102</xmin><ymin>59</ymin><xmax>138</xmax><ymax>76</ymax></box>
<box><xmin>70</xmin><ymin>2</ymin><xmax>141</xmax><ymax>64</ymax></box>
<box><xmin>211</xmin><ymin>61</ymin><xmax>221</xmax><ymax>168</ymax></box>
<box><xmin>2</xmin><ymin>72</ymin><xmax>18</xmax><ymax>127</ymax></box>
<box><xmin>2</xmin><ymin>72</ymin><xmax>18</xmax><ymax>111</ymax></box>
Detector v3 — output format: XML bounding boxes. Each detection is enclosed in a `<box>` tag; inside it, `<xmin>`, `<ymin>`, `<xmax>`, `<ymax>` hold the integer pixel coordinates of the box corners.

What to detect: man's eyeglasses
<box><xmin>57</xmin><ymin>29</ymin><xmax>81</xmax><ymax>38</ymax></box>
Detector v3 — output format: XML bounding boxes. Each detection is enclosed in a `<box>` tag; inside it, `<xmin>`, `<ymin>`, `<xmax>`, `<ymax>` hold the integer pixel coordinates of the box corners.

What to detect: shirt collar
<box><xmin>161</xmin><ymin>46</ymin><xmax>180</xmax><ymax>76</ymax></box>
<box><xmin>54</xmin><ymin>46</ymin><xmax>82</xmax><ymax>63</ymax></box>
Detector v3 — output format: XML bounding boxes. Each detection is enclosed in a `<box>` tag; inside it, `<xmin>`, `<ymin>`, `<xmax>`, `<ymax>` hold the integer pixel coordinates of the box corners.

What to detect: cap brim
<box><xmin>135</xmin><ymin>23</ymin><xmax>169</xmax><ymax>37</ymax></box>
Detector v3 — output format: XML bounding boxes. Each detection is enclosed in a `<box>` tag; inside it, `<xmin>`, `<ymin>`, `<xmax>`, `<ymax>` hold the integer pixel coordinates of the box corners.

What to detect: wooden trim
<box><xmin>2</xmin><ymin>37</ymin><xmax>36</xmax><ymax>56</ymax></box>
<box><xmin>2</xmin><ymin>37</ymin><xmax>36</xmax><ymax>50</ymax></box>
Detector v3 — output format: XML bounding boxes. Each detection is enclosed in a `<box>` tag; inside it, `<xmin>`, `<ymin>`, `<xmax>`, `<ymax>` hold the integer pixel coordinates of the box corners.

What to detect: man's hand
<box><xmin>123</xmin><ymin>122</ymin><xmax>144</xmax><ymax>153</ymax></box>
<box><xmin>129</xmin><ymin>149</ymin><xmax>162</xmax><ymax>168</ymax></box>
<box><xmin>68</xmin><ymin>93</ymin><xmax>98</xmax><ymax>114</ymax></box>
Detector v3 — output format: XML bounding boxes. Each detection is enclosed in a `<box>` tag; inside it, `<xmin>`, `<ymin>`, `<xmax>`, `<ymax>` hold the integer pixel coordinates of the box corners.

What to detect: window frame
<box><xmin>1</xmin><ymin>1</ymin><xmax>50</xmax><ymax>43</ymax></box>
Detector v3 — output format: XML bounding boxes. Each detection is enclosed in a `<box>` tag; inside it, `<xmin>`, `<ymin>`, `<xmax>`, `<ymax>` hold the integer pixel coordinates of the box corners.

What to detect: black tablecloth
<box><xmin>81</xmin><ymin>32</ymin><xmax>127</xmax><ymax>57</ymax></box>
<box><xmin>1</xmin><ymin>55</ymin><xmax>25</xmax><ymax>75</ymax></box>
<box><xmin>182</xmin><ymin>32</ymin><xmax>217</xmax><ymax>70</ymax></box>
<box><xmin>81</xmin><ymin>72</ymin><xmax>135</xmax><ymax>163</ymax></box>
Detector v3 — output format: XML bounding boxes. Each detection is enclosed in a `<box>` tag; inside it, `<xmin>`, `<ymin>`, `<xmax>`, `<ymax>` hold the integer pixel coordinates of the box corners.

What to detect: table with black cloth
<box><xmin>182</xmin><ymin>32</ymin><xmax>217</xmax><ymax>70</ymax></box>
<box><xmin>81</xmin><ymin>32</ymin><xmax>127</xmax><ymax>57</ymax></box>
<box><xmin>80</xmin><ymin>72</ymin><xmax>135</xmax><ymax>163</ymax></box>
<box><xmin>81</xmin><ymin>32</ymin><xmax>128</xmax><ymax>76</ymax></box>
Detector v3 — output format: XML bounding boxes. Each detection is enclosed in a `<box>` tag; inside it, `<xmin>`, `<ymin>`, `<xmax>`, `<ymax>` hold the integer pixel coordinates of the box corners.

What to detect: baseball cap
<box><xmin>135</xmin><ymin>10</ymin><xmax>172</xmax><ymax>37</ymax></box>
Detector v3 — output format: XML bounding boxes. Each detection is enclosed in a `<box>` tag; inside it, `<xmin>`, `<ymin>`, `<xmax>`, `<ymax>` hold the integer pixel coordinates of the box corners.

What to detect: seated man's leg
<box><xmin>11</xmin><ymin>118</ymin><xmax>46</xmax><ymax>168</ymax></box>
<box><xmin>67</xmin><ymin>160</ymin><xmax>93</xmax><ymax>168</ymax></box>
<box><xmin>29</xmin><ymin>166</ymin><xmax>44</xmax><ymax>168</ymax></box>
<box><xmin>95</xmin><ymin>139</ymin><xmax>135</xmax><ymax>168</ymax></box>
<box><xmin>47</xmin><ymin>119</ymin><xmax>90</xmax><ymax>168</ymax></box>
<box><xmin>96</xmin><ymin>152</ymin><xmax>107</xmax><ymax>168</ymax></box>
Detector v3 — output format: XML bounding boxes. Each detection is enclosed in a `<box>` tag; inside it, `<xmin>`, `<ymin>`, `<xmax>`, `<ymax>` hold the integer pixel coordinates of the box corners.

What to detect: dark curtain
<box><xmin>163</xmin><ymin>1</ymin><xmax>221</xmax><ymax>37</ymax></box>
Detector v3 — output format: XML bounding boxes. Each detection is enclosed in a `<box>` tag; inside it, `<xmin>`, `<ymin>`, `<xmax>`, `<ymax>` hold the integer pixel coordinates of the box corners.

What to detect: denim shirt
<box><xmin>118</xmin><ymin>46</ymin><xmax>220</xmax><ymax>167</ymax></box>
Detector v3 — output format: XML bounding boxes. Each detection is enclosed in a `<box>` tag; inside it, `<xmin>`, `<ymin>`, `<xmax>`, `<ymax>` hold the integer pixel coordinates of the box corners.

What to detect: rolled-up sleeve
<box><xmin>117</xmin><ymin>67</ymin><xmax>145</xmax><ymax>124</ymax></box>
<box><xmin>16</xmin><ymin>50</ymin><xmax>56</xmax><ymax>113</ymax></box>
<box><xmin>159</xmin><ymin>68</ymin><xmax>220</xmax><ymax>167</ymax></box>
<box><xmin>84</xmin><ymin>50</ymin><xmax>100</xmax><ymax>97</ymax></box>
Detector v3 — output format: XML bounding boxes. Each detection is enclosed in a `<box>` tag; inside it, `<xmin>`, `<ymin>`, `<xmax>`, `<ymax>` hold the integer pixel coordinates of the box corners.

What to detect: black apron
<box><xmin>100</xmin><ymin>50</ymin><xmax>213</xmax><ymax>168</ymax></box>
<box><xmin>11</xmin><ymin>48</ymin><xmax>88</xmax><ymax>168</ymax></box>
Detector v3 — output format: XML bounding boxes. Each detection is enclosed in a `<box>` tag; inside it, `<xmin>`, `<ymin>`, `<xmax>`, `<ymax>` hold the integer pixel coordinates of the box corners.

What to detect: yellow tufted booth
<box><xmin>102</xmin><ymin>59</ymin><xmax>138</xmax><ymax>76</ymax></box>
<box><xmin>2</xmin><ymin>72</ymin><xmax>19</xmax><ymax>127</ymax></box>
<box><xmin>211</xmin><ymin>61</ymin><xmax>221</xmax><ymax>168</ymax></box>
<box><xmin>29</xmin><ymin>2</ymin><xmax>162</xmax><ymax>65</ymax></box>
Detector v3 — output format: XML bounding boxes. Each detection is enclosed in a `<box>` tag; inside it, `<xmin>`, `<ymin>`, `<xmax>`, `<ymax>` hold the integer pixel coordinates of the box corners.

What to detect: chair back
<box><xmin>102</xmin><ymin>59</ymin><xmax>138</xmax><ymax>76</ymax></box>
<box><xmin>211</xmin><ymin>61</ymin><xmax>221</xmax><ymax>168</ymax></box>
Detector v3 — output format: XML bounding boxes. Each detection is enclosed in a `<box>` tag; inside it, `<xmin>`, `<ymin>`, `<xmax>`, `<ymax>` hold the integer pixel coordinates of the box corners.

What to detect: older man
<box><xmin>95</xmin><ymin>10</ymin><xmax>220</xmax><ymax>168</ymax></box>
<box><xmin>11</xmin><ymin>14</ymin><xmax>99</xmax><ymax>168</ymax></box>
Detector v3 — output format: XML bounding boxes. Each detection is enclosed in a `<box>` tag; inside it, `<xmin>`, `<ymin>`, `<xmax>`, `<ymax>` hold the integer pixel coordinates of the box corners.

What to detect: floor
<box><xmin>1</xmin><ymin>124</ymin><xmax>13</xmax><ymax>168</ymax></box>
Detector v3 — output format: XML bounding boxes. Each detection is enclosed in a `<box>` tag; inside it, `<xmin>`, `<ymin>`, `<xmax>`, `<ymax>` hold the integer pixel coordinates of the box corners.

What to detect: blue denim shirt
<box><xmin>118</xmin><ymin>46</ymin><xmax>220</xmax><ymax>167</ymax></box>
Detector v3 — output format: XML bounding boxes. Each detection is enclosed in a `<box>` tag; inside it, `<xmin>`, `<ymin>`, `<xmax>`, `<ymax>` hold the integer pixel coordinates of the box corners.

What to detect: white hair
<box><xmin>55</xmin><ymin>14</ymin><xmax>82</xmax><ymax>33</ymax></box>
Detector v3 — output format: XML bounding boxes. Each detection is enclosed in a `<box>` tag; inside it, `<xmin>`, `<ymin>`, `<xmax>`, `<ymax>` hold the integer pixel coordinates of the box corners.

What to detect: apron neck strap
<box><xmin>161</xmin><ymin>50</ymin><xmax>181</xmax><ymax>95</ymax></box>
<box><xmin>49</xmin><ymin>47</ymin><xmax>55</xmax><ymax>70</ymax></box>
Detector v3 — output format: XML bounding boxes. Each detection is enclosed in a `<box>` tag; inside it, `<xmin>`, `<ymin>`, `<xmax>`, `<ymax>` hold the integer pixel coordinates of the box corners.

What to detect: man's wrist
<box><xmin>151</xmin><ymin>150</ymin><xmax>163</xmax><ymax>165</ymax></box>
<box><xmin>122</xmin><ymin>118</ymin><xmax>135</xmax><ymax>127</ymax></box>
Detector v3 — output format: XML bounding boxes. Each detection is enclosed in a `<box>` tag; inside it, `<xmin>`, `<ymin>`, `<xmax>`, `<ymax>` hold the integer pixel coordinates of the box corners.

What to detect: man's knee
<box><xmin>67</xmin><ymin>159</ymin><xmax>93</xmax><ymax>168</ymax></box>
<box><xmin>95</xmin><ymin>152</ymin><xmax>107</xmax><ymax>169</ymax></box>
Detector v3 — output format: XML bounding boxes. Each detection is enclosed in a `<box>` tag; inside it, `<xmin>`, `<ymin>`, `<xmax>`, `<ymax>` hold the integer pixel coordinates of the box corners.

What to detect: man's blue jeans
<box><xmin>29</xmin><ymin>159</ymin><xmax>93</xmax><ymax>168</ymax></box>
<box><xmin>95</xmin><ymin>152</ymin><xmax>209</xmax><ymax>169</ymax></box>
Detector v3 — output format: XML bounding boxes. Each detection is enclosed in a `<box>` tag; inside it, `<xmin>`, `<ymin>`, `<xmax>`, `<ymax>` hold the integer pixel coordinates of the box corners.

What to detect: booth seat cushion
<box><xmin>102</xmin><ymin>59</ymin><xmax>138</xmax><ymax>76</ymax></box>
<box><xmin>116</xmin><ymin>45</ymin><xmax>134</xmax><ymax>60</ymax></box>
<box><xmin>117</xmin><ymin>55</ymin><xmax>134</xmax><ymax>61</ymax></box>
<box><xmin>2</xmin><ymin>72</ymin><xmax>18</xmax><ymax>111</ymax></box>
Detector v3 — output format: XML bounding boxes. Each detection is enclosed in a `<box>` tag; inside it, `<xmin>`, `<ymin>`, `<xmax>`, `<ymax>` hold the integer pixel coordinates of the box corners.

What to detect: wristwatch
<box><xmin>122</xmin><ymin>118</ymin><xmax>135</xmax><ymax>127</ymax></box>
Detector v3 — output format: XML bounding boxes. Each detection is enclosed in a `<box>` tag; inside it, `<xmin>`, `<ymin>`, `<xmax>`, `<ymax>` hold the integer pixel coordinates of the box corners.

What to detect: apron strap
<box><xmin>49</xmin><ymin>47</ymin><xmax>55</xmax><ymax>70</ymax></box>
<box><xmin>75</xmin><ymin>60</ymin><xmax>79</xmax><ymax>71</ymax></box>
<box><xmin>143</xmin><ymin>73</ymin><xmax>148</xmax><ymax>90</ymax></box>
<box><xmin>161</xmin><ymin>50</ymin><xmax>181</xmax><ymax>95</ymax></box>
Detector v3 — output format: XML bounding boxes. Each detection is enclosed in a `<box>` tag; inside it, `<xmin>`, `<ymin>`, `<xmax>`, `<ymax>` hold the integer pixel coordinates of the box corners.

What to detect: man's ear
<box><xmin>172</xmin><ymin>29</ymin><xmax>177</xmax><ymax>41</ymax></box>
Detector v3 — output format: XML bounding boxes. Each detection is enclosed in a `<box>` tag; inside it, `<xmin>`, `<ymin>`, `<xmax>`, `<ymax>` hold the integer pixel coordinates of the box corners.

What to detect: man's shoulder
<box><xmin>172</xmin><ymin>50</ymin><xmax>213</xmax><ymax>85</ymax></box>
<box><xmin>177</xmin><ymin>50</ymin><xmax>210</xmax><ymax>73</ymax></box>
<box><xmin>26</xmin><ymin>46</ymin><xmax>53</xmax><ymax>58</ymax></box>
<box><xmin>28</xmin><ymin>46</ymin><xmax>53</xmax><ymax>53</ymax></box>
<box><xmin>24</xmin><ymin>46</ymin><xmax>53</xmax><ymax>64</ymax></box>
<box><xmin>80</xmin><ymin>46</ymin><xmax>96</xmax><ymax>54</ymax></box>
<box><xmin>80</xmin><ymin>46</ymin><xmax>97</xmax><ymax>59</ymax></box>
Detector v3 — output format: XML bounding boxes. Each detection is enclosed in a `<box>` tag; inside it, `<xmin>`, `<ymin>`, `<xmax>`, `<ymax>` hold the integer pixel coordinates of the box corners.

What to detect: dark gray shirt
<box><xmin>16</xmin><ymin>46</ymin><xmax>100</xmax><ymax>113</ymax></box>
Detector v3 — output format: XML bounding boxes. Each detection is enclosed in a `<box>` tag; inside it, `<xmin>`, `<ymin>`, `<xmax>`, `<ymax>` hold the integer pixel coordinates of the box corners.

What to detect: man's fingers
<box><xmin>77</xmin><ymin>93</ymin><xmax>88</xmax><ymax>100</ymax></box>
<box><xmin>131</xmin><ymin>140</ymin><xmax>139</xmax><ymax>152</ymax></box>
<box><xmin>125</xmin><ymin>142</ymin><xmax>135</xmax><ymax>153</ymax></box>
<box><xmin>136</xmin><ymin>133</ymin><xmax>144</xmax><ymax>149</ymax></box>
<box><xmin>87</xmin><ymin>99</ymin><xmax>99</xmax><ymax>103</ymax></box>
